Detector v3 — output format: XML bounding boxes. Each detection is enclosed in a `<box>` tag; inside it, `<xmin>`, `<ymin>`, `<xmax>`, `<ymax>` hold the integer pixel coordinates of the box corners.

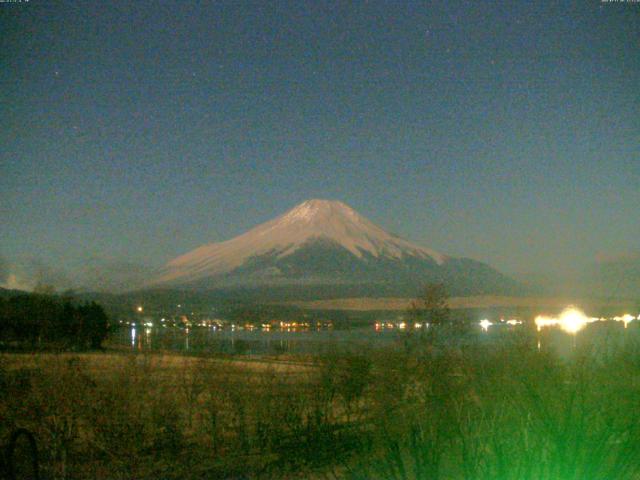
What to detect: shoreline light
<box><xmin>479</xmin><ymin>319</ymin><xmax>493</xmax><ymax>332</ymax></box>
<box><xmin>613</xmin><ymin>314</ymin><xmax>635</xmax><ymax>328</ymax></box>
<box><xmin>535</xmin><ymin>306</ymin><xmax>601</xmax><ymax>334</ymax></box>
<box><xmin>558</xmin><ymin>307</ymin><xmax>589</xmax><ymax>334</ymax></box>
<box><xmin>534</xmin><ymin>315</ymin><xmax>558</xmax><ymax>331</ymax></box>
<box><xmin>535</xmin><ymin>307</ymin><xmax>639</xmax><ymax>333</ymax></box>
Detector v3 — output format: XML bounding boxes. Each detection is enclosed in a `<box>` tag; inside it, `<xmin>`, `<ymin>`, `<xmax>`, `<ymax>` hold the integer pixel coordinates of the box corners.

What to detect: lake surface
<box><xmin>109</xmin><ymin>320</ymin><xmax>640</xmax><ymax>357</ymax></box>
<box><xmin>112</xmin><ymin>324</ymin><xmax>403</xmax><ymax>355</ymax></box>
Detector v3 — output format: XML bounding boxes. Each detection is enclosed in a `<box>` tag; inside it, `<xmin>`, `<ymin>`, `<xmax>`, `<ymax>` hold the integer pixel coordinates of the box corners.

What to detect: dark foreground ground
<box><xmin>2</xmin><ymin>327</ymin><xmax>640</xmax><ymax>479</ymax></box>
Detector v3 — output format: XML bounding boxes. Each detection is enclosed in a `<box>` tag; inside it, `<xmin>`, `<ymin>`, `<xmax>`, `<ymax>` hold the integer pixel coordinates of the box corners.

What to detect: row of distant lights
<box><xmin>375</xmin><ymin>322</ymin><xmax>427</xmax><ymax>330</ymax></box>
<box><xmin>136</xmin><ymin>305</ymin><xmax>637</xmax><ymax>336</ymax></box>
<box><xmin>480</xmin><ymin>307</ymin><xmax>640</xmax><ymax>335</ymax></box>
<box><xmin>479</xmin><ymin>318</ymin><xmax>522</xmax><ymax>331</ymax></box>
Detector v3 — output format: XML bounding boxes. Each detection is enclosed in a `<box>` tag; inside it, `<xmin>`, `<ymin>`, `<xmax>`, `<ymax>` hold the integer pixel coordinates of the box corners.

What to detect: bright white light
<box><xmin>613</xmin><ymin>314</ymin><xmax>635</xmax><ymax>328</ymax></box>
<box><xmin>534</xmin><ymin>315</ymin><xmax>558</xmax><ymax>332</ymax></box>
<box><xmin>479</xmin><ymin>319</ymin><xmax>492</xmax><ymax>332</ymax></box>
<box><xmin>559</xmin><ymin>306</ymin><xmax>589</xmax><ymax>334</ymax></box>
<box><xmin>136</xmin><ymin>306</ymin><xmax>143</xmax><ymax>313</ymax></box>
<box><xmin>535</xmin><ymin>306</ymin><xmax>594</xmax><ymax>334</ymax></box>
<box><xmin>534</xmin><ymin>311</ymin><xmax>640</xmax><ymax>331</ymax></box>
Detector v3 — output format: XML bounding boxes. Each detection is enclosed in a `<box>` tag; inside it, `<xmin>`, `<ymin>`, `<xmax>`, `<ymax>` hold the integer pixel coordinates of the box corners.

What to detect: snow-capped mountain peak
<box><xmin>279</xmin><ymin>199</ymin><xmax>360</xmax><ymax>224</ymax></box>
<box><xmin>153</xmin><ymin>199</ymin><xmax>446</xmax><ymax>286</ymax></box>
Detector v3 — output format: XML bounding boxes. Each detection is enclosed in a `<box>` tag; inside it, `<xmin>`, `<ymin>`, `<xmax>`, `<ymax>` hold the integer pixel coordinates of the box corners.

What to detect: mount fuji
<box><xmin>149</xmin><ymin>200</ymin><xmax>521</xmax><ymax>297</ymax></box>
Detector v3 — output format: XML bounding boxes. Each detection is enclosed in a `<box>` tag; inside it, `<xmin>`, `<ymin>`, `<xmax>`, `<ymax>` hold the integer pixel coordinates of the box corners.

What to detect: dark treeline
<box><xmin>0</xmin><ymin>293</ymin><xmax>110</xmax><ymax>350</ymax></box>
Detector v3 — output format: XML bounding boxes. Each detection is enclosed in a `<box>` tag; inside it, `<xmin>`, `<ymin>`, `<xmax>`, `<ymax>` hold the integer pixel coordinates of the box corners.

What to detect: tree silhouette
<box><xmin>0</xmin><ymin>294</ymin><xmax>110</xmax><ymax>350</ymax></box>
<box><xmin>82</xmin><ymin>301</ymin><xmax>109</xmax><ymax>349</ymax></box>
<box><xmin>407</xmin><ymin>283</ymin><xmax>450</xmax><ymax>328</ymax></box>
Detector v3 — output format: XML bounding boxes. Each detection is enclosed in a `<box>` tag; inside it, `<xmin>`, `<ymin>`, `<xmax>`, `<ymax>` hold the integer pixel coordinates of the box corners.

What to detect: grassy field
<box><xmin>3</xmin><ymin>329</ymin><xmax>640</xmax><ymax>479</ymax></box>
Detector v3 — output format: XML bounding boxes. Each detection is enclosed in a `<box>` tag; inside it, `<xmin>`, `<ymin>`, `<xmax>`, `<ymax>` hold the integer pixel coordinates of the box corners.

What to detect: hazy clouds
<box><xmin>0</xmin><ymin>254</ymin><xmax>155</xmax><ymax>293</ymax></box>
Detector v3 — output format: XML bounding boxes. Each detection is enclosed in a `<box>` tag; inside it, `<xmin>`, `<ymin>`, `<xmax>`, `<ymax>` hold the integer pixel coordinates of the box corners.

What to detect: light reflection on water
<box><xmin>114</xmin><ymin>320</ymin><xmax>640</xmax><ymax>356</ymax></box>
<box><xmin>117</xmin><ymin>325</ymin><xmax>396</xmax><ymax>355</ymax></box>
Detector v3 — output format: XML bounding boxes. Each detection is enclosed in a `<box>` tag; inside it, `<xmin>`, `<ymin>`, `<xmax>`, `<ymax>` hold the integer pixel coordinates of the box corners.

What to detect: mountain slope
<box><xmin>150</xmin><ymin>199</ymin><xmax>521</xmax><ymax>296</ymax></box>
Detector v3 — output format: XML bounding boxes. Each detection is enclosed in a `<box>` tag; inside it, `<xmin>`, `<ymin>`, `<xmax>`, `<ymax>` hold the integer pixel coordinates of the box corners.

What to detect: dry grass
<box><xmin>3</xmin><ymin>333</ymin><xmax>640</xmax><ymax>479</ymax></box>
<box><xmin>0</xmin><ymin>351</ymin><xmax>314</xmax><ymax>375</ymax></box>
<box><xmin>0</xmin><ymin>350</ymin><xmax>354</xmax><ymax>479</ymax></box>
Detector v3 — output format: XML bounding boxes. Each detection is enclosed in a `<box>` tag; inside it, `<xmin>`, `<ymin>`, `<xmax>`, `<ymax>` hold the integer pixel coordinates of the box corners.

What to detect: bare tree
<box><xmin>407</xmin><ymin>283</ymin><xmax>450</xmax><ymax>328</ymax></box>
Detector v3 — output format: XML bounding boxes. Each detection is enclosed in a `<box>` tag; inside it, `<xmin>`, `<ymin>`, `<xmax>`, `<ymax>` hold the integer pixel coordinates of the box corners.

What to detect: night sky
<box><xmin>1</xmin><ymin>1</ymin><xmax>639</xmax><ymax>291</ymax></box>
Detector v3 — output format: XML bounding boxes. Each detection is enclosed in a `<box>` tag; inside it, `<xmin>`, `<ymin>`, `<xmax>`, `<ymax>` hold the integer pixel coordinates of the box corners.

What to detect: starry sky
<box><xmin>1</xmin><ymin>0</ymin><xmax>639</xmax><ymax>291</ymax></box>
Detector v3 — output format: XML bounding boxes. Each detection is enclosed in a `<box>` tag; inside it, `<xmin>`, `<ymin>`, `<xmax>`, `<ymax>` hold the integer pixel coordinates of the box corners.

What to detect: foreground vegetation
<box><xmin>2</xmin><ymin>328</ymin><xmax>640</xmax><ymax>479</ymax></box>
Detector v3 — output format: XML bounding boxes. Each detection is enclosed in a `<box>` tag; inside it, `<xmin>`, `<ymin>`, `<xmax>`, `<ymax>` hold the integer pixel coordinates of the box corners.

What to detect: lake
<box><xmin>109</xmin><ymin>318</ymin><xmax>640</xmax><ymax>357</ymax></box>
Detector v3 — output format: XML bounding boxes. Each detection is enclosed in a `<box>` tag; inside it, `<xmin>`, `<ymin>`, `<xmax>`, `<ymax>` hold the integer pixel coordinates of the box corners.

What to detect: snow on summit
<box><xmin>153</xmin><ymin>199</ymin><xmax>446</xmax><ymax>286</ymax></box>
